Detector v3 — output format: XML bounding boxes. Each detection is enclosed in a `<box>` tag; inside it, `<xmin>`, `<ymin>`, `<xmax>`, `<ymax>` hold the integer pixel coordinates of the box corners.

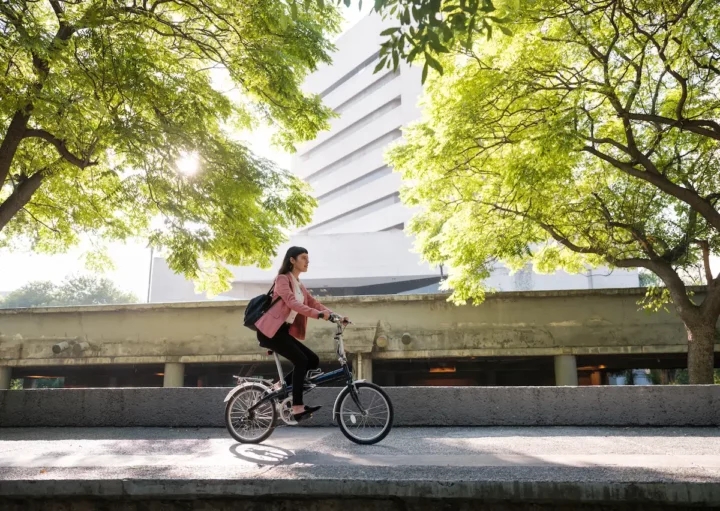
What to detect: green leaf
<box><xmin>425</xmin><ymin>52</ymin><xmax>443</xmax><ymax>74</ymax></box>
<box><xmin>421</xmin><ymin>61</ymin><xmax>429</xmax><ymax>83</ymax></box>
<box><xmin>374</xmin><ymin>56</ymin><xmax>388</xmax><ymax>73</ymax></box>
<box><xmin>380</xmin><ymin>27</ymin><xmax>400</xmax><ymax>36</ymax></box>
<box><xmin>498</xmin><ymin>25</ymin><xmax>512</xmax><ymax>36</ymax></box>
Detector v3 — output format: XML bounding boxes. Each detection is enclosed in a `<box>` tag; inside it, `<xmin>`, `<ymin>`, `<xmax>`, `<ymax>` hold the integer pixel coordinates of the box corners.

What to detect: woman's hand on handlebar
<box><xmin>327</xmin><ymin>313</ymin><xmax>351</xmax><ymax>324</ymax></box>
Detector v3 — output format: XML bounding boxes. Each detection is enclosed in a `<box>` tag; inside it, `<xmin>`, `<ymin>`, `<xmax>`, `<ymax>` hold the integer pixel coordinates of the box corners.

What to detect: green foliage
<box><xmin>639</xmin><ymin>271</ymin><xmax>662</xmax><ymax>288</ymax></box>
<box><xmin>342</xmin><ymin>0</ymin><xmax>516</xmax><ymax>82</ymax></box>
<box><xmin>0</xmin><ymin>275</ymin><xmax>137</xmax><ymax>308</ymax></box>
<box><xmin>1</xmin><ymin>0</ymin><xmax>341</xmax><ymax>294</ymax></box>
<box><xmin>670</xmin><ymin>369</ymin><xmax>690</xmax><ymax>385</ymax></box>
<box><xmin>10</xmin><ymin>379</ymin><xmax>23</xmax><ymax>390</ymax></box>
<box><xmin>0</xmin><ymin>280</ymin><xmax>58</xmax><ymax>308</ymax></box>
<box><xmin>669</xmin><ymin>368</ymin><xmax>720</xmax><ymax>384</ymax></box>
<box><xmin>388</xmin><ymin>0</ymin><xmax>720</xmax><ymax>308</ymax></box>
<box><xmin>638</xmin><ymin>286</ymin><xmax>672</xmax><ymax>314</ymax></box>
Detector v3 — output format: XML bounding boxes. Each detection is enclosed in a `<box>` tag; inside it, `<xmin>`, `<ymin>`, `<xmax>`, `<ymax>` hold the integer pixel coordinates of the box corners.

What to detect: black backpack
<box><xmin>243</xmin><ymin>284</ymin><xmax>281</xmax><ymax>331</ymax></box>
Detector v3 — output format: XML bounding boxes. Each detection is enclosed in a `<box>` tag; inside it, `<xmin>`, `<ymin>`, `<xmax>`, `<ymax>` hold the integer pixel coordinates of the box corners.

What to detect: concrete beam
<box><xmin>163</xmin><ymin>363</ymin><xmax>184</xmax><ymax>388</ymax></box>
<box><xmin>1</xmin><ymin>287</ymin><xmax>716</xmax><ymax>369</ymax></box>
<box><xmin>554</xmin><ymin>355</ymin><xmax>578</xmax><ymax>386</ymax></box>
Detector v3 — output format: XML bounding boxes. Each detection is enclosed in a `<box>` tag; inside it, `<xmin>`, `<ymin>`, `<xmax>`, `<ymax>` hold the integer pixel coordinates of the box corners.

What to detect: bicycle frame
<box><xmin>243</xmin><ymin>319</ymin><xmax>361</xmax><ymax>415</ymax></box>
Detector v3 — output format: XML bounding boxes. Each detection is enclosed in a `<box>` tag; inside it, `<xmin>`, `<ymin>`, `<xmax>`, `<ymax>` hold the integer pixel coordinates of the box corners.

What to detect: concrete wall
<box><xmin>1</xmin><ymin>288</ymin><xmax>717</xmax><ymax>370</ymax></box>
<box><xmin>2</xmin><ymin>386</ymin><xmax>718</xmax><ymax>427</ymax></box>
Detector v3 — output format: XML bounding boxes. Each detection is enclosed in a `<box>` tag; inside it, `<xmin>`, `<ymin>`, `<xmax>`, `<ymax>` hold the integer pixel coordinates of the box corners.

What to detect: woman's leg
<box><xmin>291</xmin><ymin>338</ymin><xmax>320</xmax><ymax>372</ymax></box>
<box><xmin>281</xmin><ymin>338</ymin><xmax>320</xmax><ymax>387</ymax></box>
<box><xmin>258</xmin><ymin>326</ymin><xmax>309</xmax><ymax>406</ymax></box>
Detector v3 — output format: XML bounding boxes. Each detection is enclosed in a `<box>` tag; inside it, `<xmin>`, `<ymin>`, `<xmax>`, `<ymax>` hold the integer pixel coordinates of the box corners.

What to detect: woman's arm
<box><xmin>276</xmin><ymin>275</ymin><xmax>322</xmax><ymax>319</ymax></box>
<box><xmin>306</xmin><ymin>290</ymin><xmax>332</xmax><ymax>316</ymax></box>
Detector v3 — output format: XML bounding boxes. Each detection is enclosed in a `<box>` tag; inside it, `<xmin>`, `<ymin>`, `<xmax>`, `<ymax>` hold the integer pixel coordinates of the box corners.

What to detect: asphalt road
<box><xmin>1</xmin><ymin>426</ymin><xmax>720</xmax><ymax>506</ymax></box>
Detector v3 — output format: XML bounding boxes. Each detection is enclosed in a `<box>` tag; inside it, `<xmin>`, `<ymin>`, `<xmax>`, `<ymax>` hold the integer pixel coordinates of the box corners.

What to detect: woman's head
<box><xmin>278</xmin><ymin>246</ymin><xmax>309</xmax><ymax>275</ymax></box>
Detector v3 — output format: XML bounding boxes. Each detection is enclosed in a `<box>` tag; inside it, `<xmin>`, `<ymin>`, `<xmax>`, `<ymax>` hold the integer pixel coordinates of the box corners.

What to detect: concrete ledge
<box><xmin>2</xmin><ymin>478</ymin><xmax>720</xmax><ymax>506</ymax></box>
<box><xmin>2</xmin><ymin>386</ymin><xmax>719</xmax><ymax>427</ymax></box>
<box><xmin>0</xmin><ymin>286</ymin><xmax>680</xmax><ymax>315</ymax></box>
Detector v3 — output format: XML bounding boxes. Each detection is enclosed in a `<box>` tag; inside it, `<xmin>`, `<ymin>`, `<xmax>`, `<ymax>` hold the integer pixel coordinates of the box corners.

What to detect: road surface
<box><xmin>1</xmin><ymin>426</ymin><xmax>720</xmax><ymax>508</ymax></box>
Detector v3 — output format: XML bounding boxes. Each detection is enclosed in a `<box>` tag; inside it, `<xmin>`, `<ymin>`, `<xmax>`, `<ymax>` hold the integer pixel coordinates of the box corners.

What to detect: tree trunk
<box><xmin>686</xmin><ymin>322</ymin><xmax>717</xmax><ymax>384</ymax></box>
<box><xmin>0</xmin><ymin>110</ymin><xmax>31</xmax><ymax>187</ymax></box>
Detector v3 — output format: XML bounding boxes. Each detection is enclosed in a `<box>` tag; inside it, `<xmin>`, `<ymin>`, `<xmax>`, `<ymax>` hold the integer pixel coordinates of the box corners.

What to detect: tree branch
<box><xmin>24</xmin><ymin>129</ymin><xmax>98</xmax><ymax>168</ymax></box>
<box><xmin>625</xmin><ymin>113</ymin><xmax>720</xmax><ymax>141</ymax></box>
<box><xmin>698</xmin><ymin>239</ymin><xmax>714</xmax><ymax>285</ymax></box>
<box><xmin>582</xmin><ymin>145</ymin><xmax>720</xmax><ymax>232</ymax></box>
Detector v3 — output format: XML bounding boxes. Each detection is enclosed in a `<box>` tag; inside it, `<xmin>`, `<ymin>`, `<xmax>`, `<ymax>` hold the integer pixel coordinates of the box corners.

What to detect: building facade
<box><xmin>149</xmin><ymin>12</ymin><xmax>638</xmax><ymax>302</ymax></box>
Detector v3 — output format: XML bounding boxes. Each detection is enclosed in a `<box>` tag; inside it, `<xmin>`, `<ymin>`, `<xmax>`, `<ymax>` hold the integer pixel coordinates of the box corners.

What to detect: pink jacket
<box><xmin>254</xmin><ymin>273</ymin><xmax>332</xmax><ymax>341</ymax></box>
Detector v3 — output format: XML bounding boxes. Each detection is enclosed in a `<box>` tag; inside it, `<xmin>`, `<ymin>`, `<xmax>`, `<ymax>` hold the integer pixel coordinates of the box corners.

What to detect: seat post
<box><xmin>273</xmin><ymin>352</ymin><xmax>285</xmax><ymax>383</ymax></box>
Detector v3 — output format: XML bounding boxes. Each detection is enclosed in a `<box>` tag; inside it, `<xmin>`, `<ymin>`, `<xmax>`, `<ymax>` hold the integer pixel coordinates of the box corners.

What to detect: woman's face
<box><xmin>291</xmin><ymin>253</ymin><xmax>309</xmax><ymax>273</ymax></box>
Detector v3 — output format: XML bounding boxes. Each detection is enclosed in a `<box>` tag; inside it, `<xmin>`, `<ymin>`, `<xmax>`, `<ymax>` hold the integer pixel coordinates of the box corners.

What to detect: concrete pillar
<box><xmin>355</xmin><ymin>353</ymin><xmax>373</xmax><ymax>383</ymax></box>
<box><xmin>554</xmin><ymin>355</ymin><xmax>578</xmax><ymax>386</ymax></box>
<box><xmin>163</xmin><ymin>363</ymin><xmax>185</xmax><ymax>388</ymax></box>
<box><xmin>0</xmin><ymin>366</ymin><xmax>11</xmax><ymax>390</ymax></box>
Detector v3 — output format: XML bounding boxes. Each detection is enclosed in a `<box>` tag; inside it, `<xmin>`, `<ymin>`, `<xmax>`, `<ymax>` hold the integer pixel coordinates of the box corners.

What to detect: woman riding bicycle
<box><xmin>254</xmin><ymin>246</ymin><xmax>348</xmax><ymax>422</ymax></box>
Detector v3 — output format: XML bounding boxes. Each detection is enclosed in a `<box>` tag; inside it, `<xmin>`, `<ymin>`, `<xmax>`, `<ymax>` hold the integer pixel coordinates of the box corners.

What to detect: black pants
<box><xmin>257</xmin><ymin>324</ymin><xmax>320</xmax><ymax>406</ymax></box>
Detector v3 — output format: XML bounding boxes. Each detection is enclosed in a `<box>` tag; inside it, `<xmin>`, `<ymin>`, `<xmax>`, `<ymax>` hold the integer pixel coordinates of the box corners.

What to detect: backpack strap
<box><xmin>266</xmin><ymin>281</ymin><xmax>281</xmax><ymax>309</ymax></box>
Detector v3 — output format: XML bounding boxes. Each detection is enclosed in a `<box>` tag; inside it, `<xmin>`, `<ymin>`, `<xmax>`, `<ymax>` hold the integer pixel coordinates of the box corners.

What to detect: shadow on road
<box><xmin>229</xmin><ymin>443</ymin><xmax>294</xmax><ymax>466</ymax></box>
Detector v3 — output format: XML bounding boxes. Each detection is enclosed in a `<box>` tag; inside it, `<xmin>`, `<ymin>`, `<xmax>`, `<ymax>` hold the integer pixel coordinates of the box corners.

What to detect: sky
<box><xmin>0</xmin><ymin>5</ymin><xmax>373</xmax><ymax>300</ymax></box>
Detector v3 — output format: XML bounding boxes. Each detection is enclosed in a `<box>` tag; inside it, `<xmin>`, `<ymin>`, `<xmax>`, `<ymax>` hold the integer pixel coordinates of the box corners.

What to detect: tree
<box><xmin>0</xmin><ymin>280</ymin><xmax>57</xmax><ymax>307</ymax></box>
<box><xmin>1</xmin><ymin>1</ymin><xmax>341</xmax><ymax>293</ymax></box>
<box><xmin>388</xmin><ymin>0</ymin><xmax>720</xmax><ymax>383</ymax></box>
<box><xmin>0</xmin><ymin>275</ymin><xmax>137</xmax><ymax>307</ymax></box>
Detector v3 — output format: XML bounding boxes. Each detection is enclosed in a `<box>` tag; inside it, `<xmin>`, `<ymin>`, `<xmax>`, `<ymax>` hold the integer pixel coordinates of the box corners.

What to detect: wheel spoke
<box><xmin>226</xmin><ymin>387</ymin><xmax>276</xmax><ymax>442</ymax></box>
<box><xmin>339</xmin><ymin>386</ymin><xmax>391</xmax><ymax>442</ymax></box>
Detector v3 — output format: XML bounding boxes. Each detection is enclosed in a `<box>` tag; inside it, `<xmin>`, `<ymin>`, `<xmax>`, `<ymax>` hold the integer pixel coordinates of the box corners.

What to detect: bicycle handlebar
<box><xmin>329</xmin><ymin>313</ymin><xmax>351</xmax><ymax>325</ymax></box>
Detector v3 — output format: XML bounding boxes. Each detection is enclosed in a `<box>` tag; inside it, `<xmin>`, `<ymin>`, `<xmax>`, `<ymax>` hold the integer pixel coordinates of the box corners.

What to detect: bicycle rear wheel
<box><xmin>335</xmin><ymin>382</ymin><xmax>393</xmax><ymax>445</ymax></box>
<box><xmin>224</xmin><ymin>384</ymin><xmax>277</xmax><ymax>444</ymax></box>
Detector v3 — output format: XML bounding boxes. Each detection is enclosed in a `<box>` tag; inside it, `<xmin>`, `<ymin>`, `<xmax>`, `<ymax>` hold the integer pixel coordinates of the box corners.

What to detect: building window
<box><xmin>304</xmin><ymin>192</ymin><xmax>401</xmax><ymax>234</ymax></box>
<box><xmin>301</xmin><ymin>97</ymin><xmax>401</xmax><ymax>162</ymax></box>
<box><xmin>316</xmin><ymin>166</ymin><xmax>394</xmax><ymax>205</ymax></box>
<box><xmin>319</xmin><ymin>51</ymin><xmax>381</xmax><ymax>98</ymax></box>
<box><xmin>307</xmin><ymin>130</ymin><xmax>402</xmax><ymax>184</ymax></box>
<box><xmin>334</xmin><ymin>70</ymin><xmax>400</xmax><ymax>115</ymax></box>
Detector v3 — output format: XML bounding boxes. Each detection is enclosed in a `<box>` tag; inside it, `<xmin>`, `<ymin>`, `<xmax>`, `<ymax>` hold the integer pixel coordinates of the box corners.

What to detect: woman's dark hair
<box><xmin>278</xmin><ymin>246</ymin><xmax>308</xmax><ymax>275</ymax></box>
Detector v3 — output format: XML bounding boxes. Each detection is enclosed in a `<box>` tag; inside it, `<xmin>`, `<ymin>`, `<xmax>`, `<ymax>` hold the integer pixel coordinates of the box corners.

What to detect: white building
<box><xmin>149</xmin><ymin>13</ymin><xmax>638</xmax><ymax>303</ymax></box>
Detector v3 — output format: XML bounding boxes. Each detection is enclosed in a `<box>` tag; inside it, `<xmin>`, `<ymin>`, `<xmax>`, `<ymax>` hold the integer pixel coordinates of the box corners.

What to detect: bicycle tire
<box><xmin>224</xmin><ymin>384</ymin><xmax>277</xmax><ymax>444</ymax></box>
<box><xmin>335</xmin><ymin>382</ymin><xmax>393</xmax><ymax>445</ymax></box>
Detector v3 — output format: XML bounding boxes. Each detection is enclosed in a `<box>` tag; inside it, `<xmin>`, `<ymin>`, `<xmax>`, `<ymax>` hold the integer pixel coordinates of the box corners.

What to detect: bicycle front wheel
<box><xmin>224</xmin><ymin>384</ymin><xmax>277</xmax><ymax>444</ymax></box>
<box><xmin>336</xmin><ymin>382</ymin><xmax>393</xmax><ymax>445</ymax></box>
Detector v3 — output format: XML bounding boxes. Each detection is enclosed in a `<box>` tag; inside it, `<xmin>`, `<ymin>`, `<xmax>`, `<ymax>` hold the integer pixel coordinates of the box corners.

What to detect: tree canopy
<box><xmin>0</xmin><ymin>275</ymin><xmax>137</xmax><ymax>307</ymax></box>
<box><xmin>1</xmin><ymin>0</ymin><xmax>341</xmax><ymax>293</ymax></box>
<box><xmin>387</xmin><ymin>0</ymin><xmax>720</xmax><ymax>382</ymax></box>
